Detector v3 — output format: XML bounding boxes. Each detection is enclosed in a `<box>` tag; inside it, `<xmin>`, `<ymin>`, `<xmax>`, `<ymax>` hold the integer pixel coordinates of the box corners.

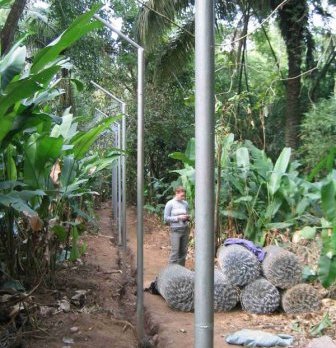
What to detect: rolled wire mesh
<box><xmin>157</xmin><ymin>264</ymin><xmax>194</xmax><ymax>312</ymax></box>
<box><xmin>214</xmin><ymin>269</ymin><xmax>240</xmax><ymax>312</ymax></box>
<box><xmin>262</xmin><ymin>245</ymin><xmax>302</xmax><ymax>289</ymax></box>
<box><xmin>217</xmin><ymin>244</ymin><xmax>261</xmax><ymax>287</ymax></box>
<box><xmin>240</xmin><ymin>278</ymin><xmax>280</xmax><ymax>314</ymax></box>
<box><xmin>281</xmin><ymin>283</ymin><xmax>322</xmax><ymax>313</ymax></box>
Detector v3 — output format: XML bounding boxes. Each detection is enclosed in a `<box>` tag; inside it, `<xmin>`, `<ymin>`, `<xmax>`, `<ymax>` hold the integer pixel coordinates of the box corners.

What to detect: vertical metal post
<box><xmin>92</xmin><ymin>15</ymin><xmax>145</xmax><ymax>342</ymax></box>
<box><xmin>95</xmin><ymin>108</ymin><xmax>119</xmax><ymax>231</ymax></box>
<box><xmin>111</xmin><ymin>165</ymin><xmax>114</xmax><ymax>220</ymax></box>
<box><xmin>121</xmin><ymin>104</ymin><xmax>127</xmax><ymax>250</ymax></box>
<box><xmin>117</xmin><ymin>122</ymin><xmax>122</xmax><ymax>245</ymax></box>
<box><xmin>91</xmin><ymin>82</ymin><xmax>128</xmax><ymax>248</ymax></box>
<box><xmin>112</xmin><ymin>124</ymin><xmax>118</xmax><ymax>226</ymax></box>
<box><xmin>194</xmin><ymin>1</ymin><xmax>215</xmax><ymax>347</ymax></box>
<box><xmin>136</xmin><ymin>47</ymin><xmax>145</xmax><ymax>340</ymax></box>
<box><xmin>111</xmin><ymin>126</ymin><xmax>116</xmax><ymax>223</ymax></box>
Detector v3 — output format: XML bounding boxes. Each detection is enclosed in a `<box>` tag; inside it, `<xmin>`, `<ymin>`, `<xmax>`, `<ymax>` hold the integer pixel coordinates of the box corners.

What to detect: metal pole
<box><xmin>93</xmin><ymin>15</ymin><xmax>145</xmax><ymax>342</ymax></box>
<box><xmin>112</xmin><ymin>124</ymin><xmax>119</xmax><ymax>225</ymax></box>
<box><xmin>96</xmin><ymin>108</ymin><xmax>119</xmax><ymax>229</ymax></box>
<box><xmin>121</xmin><ymin>103</ymin><xmax>127</xmax><ymax>250</ymax></box>
<box><xmin>93</xmin><ymin>15</ymin><xmax>142</xmax><ymax>49</ymax></box>
<box><xmin>111</xmin><ymin>167</ymin><xmax>114</xmax><ymax>222</ymax></box>
<box><xmin>136</xmin><ymin>47</ymin><xmax>145</xmax><ymax>341</ymax></box>
<box><xmin>94</xmin><ymin>107</ymin><xmax>109</xmax><ymax>118</ymax></box>
<box><xmin>110</xmin><ymin>120</ymin><xmax>116</xmax><ymax>226</ymax></box>
<box><xmin>194</xmin><ymin>0</ymin><xmax>215</xmax><ymax>347</ymax></box>
<box><xmin>91</xmin><ymin>81</ymin><xmax>125</xmax><ymax>104</ymax></box>
<box><xmin>92</xmin><ymin>86</ymin><xmax>128</xmax><ymax>249</ymax></box>
<box><xmin>117</xmin><ymin>122</ymin><xmax>122</xmax><ymax>246</ymax></box>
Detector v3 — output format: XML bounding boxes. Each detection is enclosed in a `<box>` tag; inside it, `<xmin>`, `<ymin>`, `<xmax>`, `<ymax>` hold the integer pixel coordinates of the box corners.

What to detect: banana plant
<box><xmin>169</xmin><ymin>134</ymin><xmax>322</xmax><ymax>247</ymax></box>
<box><xmin>298</xmin><ymin>171</ymin><xmax>336</xmax><ymax>288</ymax></box>
<box><xmin>0</xmin><ymin>5</ymin><xmax>102</xmax><ymax>148</ymax></box>
<box><xmin>319</xmin><ymin>175</ymin><xmax>336</xmax><ymax>287</ymax></box>
<box><xmin>0</xmin><ymin>7</ymin><xmax>103</xmax><ymax>219</ymax></box>
<box><xmin>0</xmin><ymin>5</ymin><xmax>119</xmax><ymax>279</ymax></box>
<box><xmin>169</xmin><ymin>137</ymin><xmax>196</xmax><ymax>218</ymax></box>
<box><xmin>219</xmin><ymin>139</ymin><xmax>322</xmax><ymax>244</ymax></box>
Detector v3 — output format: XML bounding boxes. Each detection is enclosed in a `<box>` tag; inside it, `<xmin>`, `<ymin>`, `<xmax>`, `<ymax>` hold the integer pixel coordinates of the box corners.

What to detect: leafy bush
<box><xmin>170</xmin><ymin>135</ymin><xmax>322</xmax><ymax>245</ymax></box>
<box><xmin>169</xmin><ymin>135</ymin><xmax>336</xmax><ymax>288</ymax></box>
<box><xmin>297</xmin><ymin>171</ymin><xmax>336</xmax><ymax>288</ymax></box>
<box><xmin>299</xmin><ymin>97</ymin><xmax>336</xmax><ymax>172</ymax></box>
<box><xmin>0</xmin><ymin>6</ymin><xmax>121</xmax><ymax>283</ymax></box>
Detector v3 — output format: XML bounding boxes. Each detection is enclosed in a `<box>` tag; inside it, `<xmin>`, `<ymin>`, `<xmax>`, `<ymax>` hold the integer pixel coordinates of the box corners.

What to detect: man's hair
<box><xmin>175</xmin><ymin>186</ymin><xmax>185</xmax><ymax>194</ymax></box>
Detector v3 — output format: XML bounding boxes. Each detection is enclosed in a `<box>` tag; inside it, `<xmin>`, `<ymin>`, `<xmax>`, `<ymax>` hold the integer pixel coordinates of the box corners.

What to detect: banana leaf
<box><xmin>31</xmin><ymin>5</ymin><xmax>103</xmax><ymax>74</ymax></box>
<box><xmin>268</xmin><ymin>147</ymin><xmax>291</xmax><ymax>196</ymax></box>
<box><xmin>0</xmin><ymin>44</ymin><xmax>26</xmax><ymax>91</ymax></box>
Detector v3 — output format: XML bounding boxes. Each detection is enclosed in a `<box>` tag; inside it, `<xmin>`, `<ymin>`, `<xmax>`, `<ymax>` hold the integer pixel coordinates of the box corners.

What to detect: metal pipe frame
<box><xmin>95</xmin><ymin>108</ymin><xmax>118</xmax><ymax>224</ymax></box>
<box><xmin>136</xmin><ymin>47</ymin><xmax>145</xmax><ymax>341</ymax></box>
<box><xmin>95</xmin><ymin>108</ymin><xmax>121</xmax><ymax>238</ymax></box>
<box><xmin>113</xmin><ymin>122</ymin><xmax>121</xmax><ymax>242</ymax></box>
<box><xmin>94</xmin><ymin>107</ymin><xmax>109</xmax><ymax>118</ymax></box>
<box><xmin>194</xmin><ymin>1</ymin><xmax>215</xmax><ymax>347</ymax></box>
<box><xmin>112</xmin><ymin>168</ymin><xmax>118</xmax><ymax>223</ymax></box>
<box><xmin>91</xmin><ymin>80</ymin><xmax>125</xmax><ymax>104</ymax></box>
<box><xmin>93</xmin><ymin>14</ymin><xmax>142</xmax><ymax>49</ymax></box>
<box><xmin>92</xmin><ymin>82</ymin><xmax>127</xmax><ymax>249</ymax></box>
<box><xmin>121</xmin><ymin>103</ymin><xmax>127</xmax><ymax>250</ymax></box>
<box><xmin>117</xmin><ymin>122</ymin><xmax>122</xmax><ymax>246</ymax></box>
<box><xmin>93</xmin><ymin>14</ymin><xmax>145</xmax><ymax>341</ymax></box>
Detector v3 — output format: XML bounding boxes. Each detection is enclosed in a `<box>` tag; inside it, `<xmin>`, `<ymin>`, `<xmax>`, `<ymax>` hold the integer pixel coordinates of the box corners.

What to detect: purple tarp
<box><xmin>224</xmin><ymin>238</ymin><xmax>265</xmax><ymax>261</ymax></box>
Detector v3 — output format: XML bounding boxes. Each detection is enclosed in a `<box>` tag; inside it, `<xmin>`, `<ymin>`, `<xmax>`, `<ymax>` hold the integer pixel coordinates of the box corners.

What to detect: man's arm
<box><xmin>184</xmin><ymin>200</ymin><xmax>189</xmax><ymax>213</ymax></box>
<box><xmin>164</xmin><ymin>201</ymin><xmax>178</xmax><ymax>224</ymax></box>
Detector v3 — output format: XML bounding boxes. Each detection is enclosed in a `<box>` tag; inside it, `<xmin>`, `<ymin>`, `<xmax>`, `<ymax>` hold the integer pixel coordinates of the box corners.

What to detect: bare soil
<box><xmin>23</xmin><ymin>203</ymin><xmax>138</xmax><ymax>348</ymax></box>
<box><xmin>13</xmin><ymin>202</ymin><xmax>336</xmax><ymax>347</ymax></box>
<box><xmin>128</xmin><ymin>207</ymin><xmax>336</xmax><ymax>348</ymax></box>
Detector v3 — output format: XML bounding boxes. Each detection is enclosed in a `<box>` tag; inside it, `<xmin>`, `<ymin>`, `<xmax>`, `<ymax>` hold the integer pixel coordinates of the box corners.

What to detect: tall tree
<box><xmin>271</xmin><ymin>0</ymin><xmax>309</xmax><ymax>149</ymax></box>
<box><xmin>1</xmin><ymin>0</ymin><xmax>27</xmax><ymax>55</ymax></box>
<box><xmin>137</xmin><ymin>0</ymin><xmax>322</xmax><ymax>150</ymax></box>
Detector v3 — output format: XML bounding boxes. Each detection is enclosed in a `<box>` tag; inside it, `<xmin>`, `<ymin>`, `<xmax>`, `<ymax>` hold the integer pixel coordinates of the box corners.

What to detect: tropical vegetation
<box><xmin>0</xmin><ymin>0</ymin><xmax>335</xmax><ymax>296</ymax></box>
<box><xmin>0</xmin><ymin>3</ymin><xmax>121</xmax><ymax>285</ymax></box>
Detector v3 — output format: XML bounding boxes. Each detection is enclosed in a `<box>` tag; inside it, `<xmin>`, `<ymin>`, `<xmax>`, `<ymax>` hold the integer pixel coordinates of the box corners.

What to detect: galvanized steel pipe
<box><xmin>194</xmin><ymin>1</ymin><xmax>215</xmax><ymax>347</ymax></box>
<box><xmin>92</xmin><ymin>15</ymin><xmax>145</xmax><ymax>341</ymax></box>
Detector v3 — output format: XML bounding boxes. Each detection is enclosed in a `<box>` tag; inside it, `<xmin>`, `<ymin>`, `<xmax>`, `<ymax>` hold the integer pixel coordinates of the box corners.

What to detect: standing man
<box><xmin>164</xmin><ymin>186</ymin><xmax>190</xmax><ymax>266</ymax></box>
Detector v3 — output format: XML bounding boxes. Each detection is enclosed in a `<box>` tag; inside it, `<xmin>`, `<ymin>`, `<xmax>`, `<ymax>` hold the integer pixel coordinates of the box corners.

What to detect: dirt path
<box><xmin>127</xmin><ymin>208</ymin><xmax>252</xmax><ymax>347</ymax></box>
<box><xmin>22</xmin><ymin>203</ymin><xmax>335</xmax><ymax>348</ymax></box>
<box><xmin>126</xmin><ymin>207</ymin><xmax>335</xmax><ymax>348</ymax></box>
<box><xmin>24</xmin><ymin>203</ymin><xmax>137</xmax><ymax>348</ymax></box>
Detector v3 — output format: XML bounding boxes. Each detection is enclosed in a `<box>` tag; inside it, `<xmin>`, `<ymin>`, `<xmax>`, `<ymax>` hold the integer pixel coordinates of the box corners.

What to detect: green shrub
<box><xmin>299</xmin><ymin>97</ymin><xmax>336</xmax><ymax>171</ymax></box>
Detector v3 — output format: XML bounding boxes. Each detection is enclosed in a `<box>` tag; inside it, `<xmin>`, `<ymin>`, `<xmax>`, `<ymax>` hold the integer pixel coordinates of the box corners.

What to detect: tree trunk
<box><xmin>272</xmin><ymin>0</ymin><xmax>308</xmax><ymax>150</ymax></box>
<box><xmin>285</xmin><ymin>46</ymin><xmax>302</xmax><ymax>149</ymax></box>
<box><xmin>1</xmin><ymin>0</ymin><xmax>27</xmax><ymax>55</ymax></box>
<box><xmin>60</xmin><ymin>68</ymin><xmax>73</xmax><ymax>110</ymax></box>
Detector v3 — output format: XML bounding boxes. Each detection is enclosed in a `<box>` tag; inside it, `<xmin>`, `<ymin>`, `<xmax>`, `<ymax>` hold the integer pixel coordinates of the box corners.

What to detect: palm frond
<box><xmin>137</xmin><ymin>0</ymin><xmax>193</xmax><ymax>48</ymax></box>
<box><xmin>215</xmin><ymin>0</ymin><xmax>237</xmax><ymax>21</ymax></box>
<box><xmin>154</xmin><ymin>18</ymin><xmax>194</xmax><ymax>81</ymax></box>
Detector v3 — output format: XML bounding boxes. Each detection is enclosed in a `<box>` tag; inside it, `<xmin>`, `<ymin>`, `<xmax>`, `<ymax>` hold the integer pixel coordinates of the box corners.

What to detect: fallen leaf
<box><xmin>58</xmin><ymin>299</ymin><xmax>71</xmax><ymax>312</ymax></box>
<box><xmin>29</xmin><ymin>215</ymin><xmax>43</xmax><ymax>232</ymax></box>
<box><xmin>70</xmin><ymin>326</ymin><xmax>79</xmax><ymax>333</ymax></box>
<box><xmin>62</xmin><ymin>337</ymin><xmax>74</xmax><ymax>344</ymax></box>
<box><xmin>50</xmin><ymin>159</ymin><xmax>61</xmax><ymax>185</ymax></box>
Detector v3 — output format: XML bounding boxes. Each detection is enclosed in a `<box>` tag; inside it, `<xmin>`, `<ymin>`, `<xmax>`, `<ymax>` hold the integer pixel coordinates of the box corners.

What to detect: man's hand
<box><xmin>179</xmin><ymin>214</ymin><xmax>190</xmax><ymax>221</ymax></box>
